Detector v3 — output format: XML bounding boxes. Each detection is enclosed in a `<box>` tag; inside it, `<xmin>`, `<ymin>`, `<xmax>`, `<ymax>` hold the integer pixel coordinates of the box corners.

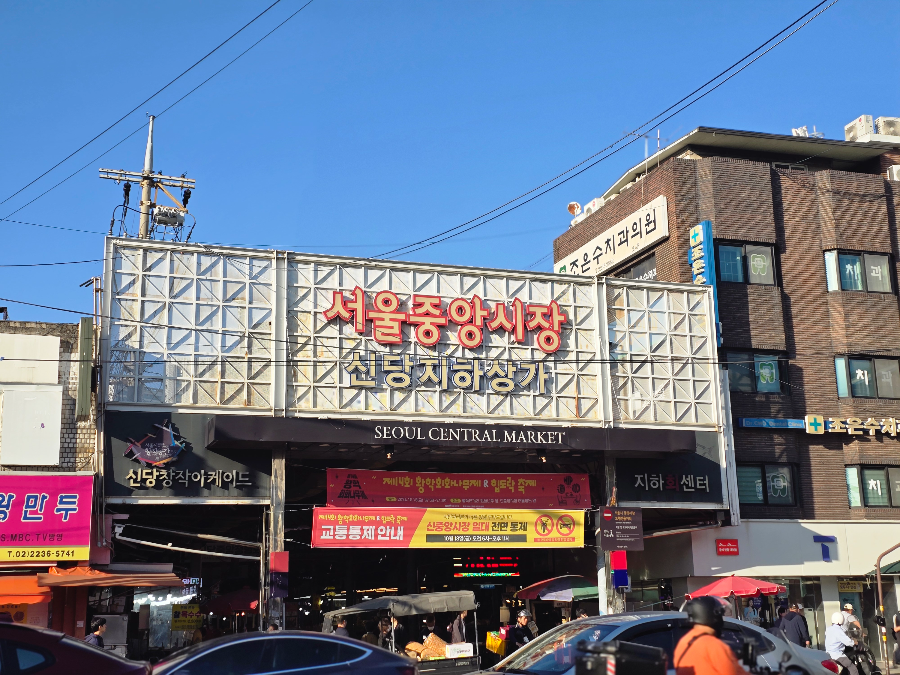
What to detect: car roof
<box><xmin>0</xmin><ymin>622</ymin><xmax>65</xmax><ymax>641</ymax></box>
<box><xmin>156</xmin><ymin>630</ymin><xmax>388</xmax><ymax>662</ymax></box>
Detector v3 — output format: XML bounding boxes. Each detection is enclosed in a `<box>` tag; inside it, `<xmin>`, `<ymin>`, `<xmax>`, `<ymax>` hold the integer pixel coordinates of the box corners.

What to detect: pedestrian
<box><xmin>421</xmin><ymin>614</ymin><xmax>437</xmax><ymax>643</ymax></box>
<box><xmin>450</xmin><ymin>610</ymin><xmax>468</xmax><ymax>643</ymax></box>
<box><xmin>841</xmin><ymin>603</ymin><xmax>862</xmax><ymax>636</ymax></box>
<box><xmin>267</xmin><ymin>622</ymin><xmax>280</xmax><ymax>633</ymax></box>
<box><xmin>334</xmin><ymin>616</ymin><xmax>349</xmax><ymax>637</ymax></box>
<box><xmin>577</xmin><ymin>610</ymin><xmax>589</xmax><ymax>620</ymax></box>
<box><xmin>892</xmin><ymin>608</ymin><xmax>900</xmax><ymax>665</ymax></box>
<box><xmin>825</xmin><ymin>612</ymin><xmax>858</xmax><ymax>675</ymax></box>
<box><xmin>768</xmin><ymin>606</ymin><xmax>787</xmax><ymax>636</ymax></box>
<box><xmin>673</xmin><ymin>597</ymin><xmax>744</xmax><ymax>675</ymax></box>
<box><xmin>83</xmin><ymin>618</ymin><xmax>107</xmax><ymax>649</ymax></box>
<box><xmin>378</xmin><ymin>618</ymin><xmax>392</xmax><ymax>650</ymax></box>
<box><xmin>510</xmin><ymin>609</ymin><xmax>535</xmax><ymax>649</ymax></box>
<box><xmin>779</xmin><ymin>602</ymin><xmax>811</xmax><ymax>647</ymax></box>
<box><xmin>361</xmin><ymin>620</ymin><xmax>379</xmax><ymax>646</ymax></box>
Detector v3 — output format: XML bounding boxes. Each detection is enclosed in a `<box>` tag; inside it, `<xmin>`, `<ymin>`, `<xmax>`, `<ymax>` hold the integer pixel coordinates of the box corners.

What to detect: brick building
<box><xmin>555</xmin><ymin>124</ymin><xmax>900</xmax><ymax>650</ymax></box>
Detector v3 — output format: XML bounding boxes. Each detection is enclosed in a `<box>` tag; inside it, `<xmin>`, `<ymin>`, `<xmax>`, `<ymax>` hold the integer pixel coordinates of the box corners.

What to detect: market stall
<box><xmin>322</xmin><ymin>591</ymin><xmax>479</xmax><ymax>673</ymax></box>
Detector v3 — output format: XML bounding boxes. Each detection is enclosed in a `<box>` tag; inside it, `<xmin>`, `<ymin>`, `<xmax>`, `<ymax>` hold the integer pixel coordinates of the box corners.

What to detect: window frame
<box><xmin>715</xmin><ymin>242</ymin><xmax>778</xmax><ymax>287</ymax></box>
<box><xmin>735</xmin><ymin>464</ymin><xmax>798</xmax><ymax>506</ymax></box>
<box><xmin>725</xmin><ymin>351</ymin><xmax>789</xmax><ymax>395</ymax></box>
<box><xmin>846</xmin><ymin>465</ymin><xmax>900</xmax><ymax>508</ymax></box>
<box><xmin>824</xmin><ymin>249</ymin><xmax>894</xmax><ymax>294</ymax></box>
<box><xmin>834</xmin><ymin>355</ymin><xmax>900</xmax><ymax>400</ymax></box>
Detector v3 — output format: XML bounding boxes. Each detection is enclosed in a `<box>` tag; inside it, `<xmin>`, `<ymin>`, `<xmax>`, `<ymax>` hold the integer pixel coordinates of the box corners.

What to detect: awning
<box><xmin>0</xmin><ymin>576</ymin><xmax>51</xmax><ymax>603</ymax></box>
<box><xmin>685</xmin><ymin>575</ymin><xmax>786</xmax><ymax>599</ymax></box>
<box><xmin>516</xmin><ymin>575</ymin><xmax>598</xmax><ymax>601</ymax></box>
<box><xmin>37</xmin><ymin>566</ymin><xmax>184</xmax><ymax>587</ymax></box>
<box><xmin>322</xmin><ymin>591</ymin><xmax>477</xmax><ymax>632</ymax></box>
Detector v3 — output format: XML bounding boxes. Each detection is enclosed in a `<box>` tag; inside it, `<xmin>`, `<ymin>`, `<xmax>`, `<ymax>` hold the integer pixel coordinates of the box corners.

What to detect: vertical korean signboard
<box><xmin>688</xmin><ymin>220</ymin><xmax>721</xmax><ymax>345</ymax></box>
<box><xmin>596</xmin><ymin>507</ymin><xmax>644</xmax><ymax>551</ymax></box>
<box><xmin>0</xmin><ymin>474</ymin><xmax>93</xmax><ymax>561</ymax></box>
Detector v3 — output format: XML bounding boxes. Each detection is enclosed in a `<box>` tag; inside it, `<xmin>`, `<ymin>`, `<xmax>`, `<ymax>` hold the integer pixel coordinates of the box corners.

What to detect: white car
<box><xmin>474</xmin><ymin>612</ymin><xmax>836</xmax><ymax>675</ymax></box>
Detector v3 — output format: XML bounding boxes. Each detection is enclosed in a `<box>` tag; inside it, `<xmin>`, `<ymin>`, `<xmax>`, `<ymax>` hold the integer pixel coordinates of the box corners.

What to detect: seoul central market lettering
<box><xmin>373</xmin><ymin>425</ymin><xmax>567</xmax><ymax>445</ymax></box>
<box><xmin>323</xmin><ymin>288</ymin><xmax>568</xmax><ymax>353</ymax></box>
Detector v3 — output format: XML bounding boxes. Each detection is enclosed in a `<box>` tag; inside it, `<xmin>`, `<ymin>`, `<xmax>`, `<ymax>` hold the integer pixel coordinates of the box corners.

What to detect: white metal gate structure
<box><xmin>101</xmin><ymin>237</ymin><xmax>722</xmax><ymax>432</ymax></box>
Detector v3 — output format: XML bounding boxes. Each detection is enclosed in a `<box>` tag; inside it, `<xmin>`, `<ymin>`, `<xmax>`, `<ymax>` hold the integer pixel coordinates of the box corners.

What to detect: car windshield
<box><xmin>495</xmin><ymin>622</ymin><xmax>619</xmax><ymax>675</ymax></box>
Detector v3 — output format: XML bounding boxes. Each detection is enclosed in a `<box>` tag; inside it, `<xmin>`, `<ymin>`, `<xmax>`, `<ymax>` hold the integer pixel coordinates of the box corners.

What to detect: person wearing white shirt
<box><xmin>825</xmin><ymin>612</ymin><xmax>858</xmax><ymax>675</ymax></box>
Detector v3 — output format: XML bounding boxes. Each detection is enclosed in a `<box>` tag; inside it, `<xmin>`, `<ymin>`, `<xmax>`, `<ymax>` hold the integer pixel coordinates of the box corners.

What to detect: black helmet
<box><xmin>684</xmin><ymin>596</ymin><xmax>726</xmax><ymax>637</ymax></box>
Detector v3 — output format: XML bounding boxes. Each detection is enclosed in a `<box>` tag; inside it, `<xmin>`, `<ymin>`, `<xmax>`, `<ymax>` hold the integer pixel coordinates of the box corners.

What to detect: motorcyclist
<box><xmin>673</xmin><ymin>597</ymin><xmax>745</xmax><ymax>675</ymax></box>
<box><xmin>825</xmin><ymin>611</ymin><xmax>858</xmax><ymax>675</ymax></box>
<box><xmin>510</xmin><ymin>609</ymin><xmax>536</xmax><ymax>649</ymax></box>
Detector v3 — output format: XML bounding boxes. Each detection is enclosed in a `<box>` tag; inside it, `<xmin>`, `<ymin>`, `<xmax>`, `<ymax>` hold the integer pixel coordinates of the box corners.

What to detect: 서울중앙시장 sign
<box><xmin>311</xmin><ymin>507</ymin><xmax>584</xmax><ymax>549</ymax></box>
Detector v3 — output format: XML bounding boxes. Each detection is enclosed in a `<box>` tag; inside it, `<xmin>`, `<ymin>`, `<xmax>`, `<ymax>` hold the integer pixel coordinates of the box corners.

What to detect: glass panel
<box><xmin>861</xmin><ymin>468</ymin><xmax>890</xmax><ymax>507</ymax></box>
<box><xmin>848</xmin><ymin>358</ymin><xmax>876</xmax><ymax>397</ymax></box>
<box><xmin>620</xmin><ymin>254</ymin><xmax>657</xmax><ymax>281</ymax></box>
<box><xmin>736</xmin><ymin>466</ymin><xmax>764</xmax><ymax>504</ymax></box>
<box><xmin>863</xmin><ymin>254</ymin><xmax>891</xmax><ymax>293</ymax></box>
<box><xmin>718</xmin><ymin>246</ymin><xmax>745</xmax><ymax>283</ymax></box>
<box><xmin>824</xmin><ymin>251</ymin><xmax>840</xmax><ymax>291</ymax></box>
<box><xmin>746</xmin><ymin>245</ymin><xmax>775</xmax><ymax>285</ymax></box>
<box><xmin>888</xmin><ymin>468</ymin><xmax>900</xmax><ymax>508</ymax></box>
<box><xmin>765</xmin><ymin>465</ymin><xmax>794</xmax><ymax>505</ymax></box>
<box><xmin>16</xmin><ymin>646</ymin><xmax>45</xmax><ymax>670</ymax></box>
<box><xmin>875</xmin><ymin>359</ymin><xmax>900</xmax><ymax>399</ymax></box>
<box><xmin>838</xmin><ymin>253</ymin><xmax>864</xmax><ymax>291</ymax></box>
<box><xmin>754</xmin><ymin>355</ymin><xmax>781</xmax><ymax>393</ymax></box>
<box><xmin>170</xmin><ymin>639</ymin><xmax>273</xmax><ymax>674</ymax></box>
<box><xmin>846</xmin><ymin>467</ymin><xmax>861</xmax><ymax>507</ymax></box>
<box><xmin>727</xmin><ymin>353</ymin><xmax>754</xmax><ymax>393</ymax></box>
<box><xmin>498</xmin><ymin>621</ymin><xmax>620</xmax><ymax>675</ymax></box>
<box><xmin>271</xmin><ymin>638</ymin><xmax>352</xmax><ymax>670</ymax></box>
<box><xmin>835</xmin><ymin>357</ymin><xmax>849</xmax><ymax>398</ymax></box>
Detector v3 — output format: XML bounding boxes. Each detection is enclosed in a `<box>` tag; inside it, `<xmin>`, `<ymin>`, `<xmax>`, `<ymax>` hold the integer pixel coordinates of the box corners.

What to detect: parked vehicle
<box><xmin>0</xmin><ymin>622</ymin><xmax>150</xmax><ymax>674</ymax></box>
<box><xmin>152</xmin><ymin>631</ymin><xmax>417</xmax><ymax>675</ymax></box>
<box><xmin>468</xmin><ymin>612</ymin><xmax>836</xmax><ymax>675</ymax></box>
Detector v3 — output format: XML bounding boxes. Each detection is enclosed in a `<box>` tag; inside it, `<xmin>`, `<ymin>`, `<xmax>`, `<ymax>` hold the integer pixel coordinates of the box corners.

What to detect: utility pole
<box><xmin>139</xmin><ymin>116</ymin><xmax>155</xmax><ymax>239</ymax></box>
<box><xmin>99</xmin><ymin>116</ymin><xmax>197</xmax><ymax>241</ymax></box>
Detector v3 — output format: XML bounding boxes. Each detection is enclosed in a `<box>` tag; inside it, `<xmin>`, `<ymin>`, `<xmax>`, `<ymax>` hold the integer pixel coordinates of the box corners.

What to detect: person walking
<box><xmin>673</xmin><ymin>597</ymin><xmax>744</xmax><ymax>675</ymax></box>
<box><xmin>892</xmin><ymin>608</ymin><xmax>900</xmax><ymax>665</ymax></box>
<box><xmin>510</xmin><ymin>609</ymin><xmax>535</xmax><ymax>650</ymax></box>
<box><xmin>825</xmin><ymin>612</ymin><xmax>858</xmax><ymax>675</ymax></box>
<box><xmin>83</xmin><ymin>618</ymin><xmax>107</xmax><ymax>649</ymax></box>
<box><xmin>779</xmin><ymin>602</ymin><xmax>811</xmax><ymax>647</ymax></box>
<box><xmin>450</xmin><ymin>610</ymin><xmax>468</xmax><ymax>643</ymax></box>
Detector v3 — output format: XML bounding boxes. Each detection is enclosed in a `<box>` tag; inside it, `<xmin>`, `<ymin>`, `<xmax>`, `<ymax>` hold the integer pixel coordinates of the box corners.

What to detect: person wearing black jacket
<box><xmin>510</xmin><ymin>609</ymin><xmax>536</xmax><ymax>649</ymax></box>
<box><xmin>779</xmin><ymin>603</ymin><xmax>811</xmax><ymax>647</ymax></box>
<box><xmin>83</xmin><ymin>618</ymin><xmax>106</xmax><ymax>649</ymax></box>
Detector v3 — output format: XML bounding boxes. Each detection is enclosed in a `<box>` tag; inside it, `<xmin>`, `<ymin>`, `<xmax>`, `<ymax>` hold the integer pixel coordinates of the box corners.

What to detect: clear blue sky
<box><xmin>0</xmin><ymin>0</ymin><xmax>896</xmax><ymax>321</ymax></box>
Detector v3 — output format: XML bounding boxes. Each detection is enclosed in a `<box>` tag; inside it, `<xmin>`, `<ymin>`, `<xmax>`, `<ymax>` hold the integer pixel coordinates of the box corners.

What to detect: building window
<box><xmin>824</xmin><ymin>251</ymin><xmax>893</xmax><ymax>293</ymax></box>
<box><xmin>736</xmin><ymin>465</ymin><xmax>796</xmax><ymax>505</ymax></box>
<box><xmin>846</xmin><ymin>466</ymin><xmax>900</xmax><ymax>508</ymax></box>
<box><xmin>835</xmin><ymin>356</ymin><xmax>900</xmax><ymax>399</ymax></box>
<box><xmin>717</xmin><ymin>243</ymin><xmax>776</xmax><ymax>285</ymax></box>
<box><xmin>726</xmin><ymin>352</ymin><xmax>786</xmax><ymax>394</ymax></box>
<box><xmin>617</xmin><ymin>254</ymin><xmax>657</xmax><ymax>281</ymax></box>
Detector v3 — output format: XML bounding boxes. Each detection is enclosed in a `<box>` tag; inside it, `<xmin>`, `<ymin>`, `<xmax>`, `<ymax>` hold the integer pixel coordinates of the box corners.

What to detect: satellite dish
<box><xmin>567</xmin><ymin>202</ymin><xmax>582</xmax><ymax>216</ymax></box>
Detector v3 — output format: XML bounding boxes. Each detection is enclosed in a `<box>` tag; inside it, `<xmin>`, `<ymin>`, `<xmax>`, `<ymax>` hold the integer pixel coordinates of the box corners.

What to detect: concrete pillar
<box><xmin>821</xmin><ymin>576</ymin><xmax>840</xmax><ymax>623</ymax></box>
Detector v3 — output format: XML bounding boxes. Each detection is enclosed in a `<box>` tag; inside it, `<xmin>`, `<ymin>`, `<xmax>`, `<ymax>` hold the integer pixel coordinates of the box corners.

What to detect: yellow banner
<box><xmin>312</xmin><ymin>507</ymin><xmax>584</xmax><ymax>548</ymax></box>
<box><xmin>172</xmin><ymin>604</ymin><xmax>202</xmax><ymax>631</ymax></box>
<box><xmin>0</xmin><ymin>547</ymin><xmax>89</xmax><ymax>561</ymax></box>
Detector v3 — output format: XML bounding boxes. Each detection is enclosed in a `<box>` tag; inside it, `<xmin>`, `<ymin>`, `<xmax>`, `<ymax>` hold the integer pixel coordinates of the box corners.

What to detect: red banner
<box><xmin>326</xmin><ymin>469</ymin><xmax>589</xmax><ymax>509</ymax></box>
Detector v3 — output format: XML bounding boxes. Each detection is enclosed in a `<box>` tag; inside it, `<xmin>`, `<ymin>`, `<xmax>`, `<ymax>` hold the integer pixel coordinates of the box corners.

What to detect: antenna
<box><xmin>98</xmin><ymin>116</ymin><xmax>197</xmax><ymax>241</ymax></box>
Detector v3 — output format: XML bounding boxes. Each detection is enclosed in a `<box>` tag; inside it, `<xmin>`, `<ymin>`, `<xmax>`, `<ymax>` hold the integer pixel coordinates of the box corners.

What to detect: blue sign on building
<box><xmin>688</xmin><ymin>220</ymin><xmax>722</xmax><ymax>345</ymax></box>
<box><xmin>738</xmin><ymin>418</ymin><xmax>805</xmax><ymax>430</ymax></box>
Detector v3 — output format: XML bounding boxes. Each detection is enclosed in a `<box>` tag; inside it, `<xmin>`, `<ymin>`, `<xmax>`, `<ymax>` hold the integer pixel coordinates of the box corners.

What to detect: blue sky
<box><xmin>0</xmin><ymin>0</ymin><xmax>896</xmax><ymax>321</ymax></box>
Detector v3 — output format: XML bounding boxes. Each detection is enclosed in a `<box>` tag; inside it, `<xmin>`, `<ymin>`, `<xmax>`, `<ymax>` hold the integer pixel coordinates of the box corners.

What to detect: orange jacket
<box><xmin>674</xmin><ymin>625</ymin><xmax>746</xmax><ymax>675</ymax></box>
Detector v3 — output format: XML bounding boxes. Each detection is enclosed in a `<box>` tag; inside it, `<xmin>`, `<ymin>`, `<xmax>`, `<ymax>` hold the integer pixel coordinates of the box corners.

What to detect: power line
<box><xmin>0</xmin><ymin>0</ymin><xmax>317</xmax><ymax>224</ymax></box>
<box><xmin>373</xmin><ymin>0</ymin><xmax>838</xmax><ymax>260</ymax></box>
<box><xmin>0</xmin><ymin>0</ymin><xmax>284</xmax><ymax>210</ymax></box>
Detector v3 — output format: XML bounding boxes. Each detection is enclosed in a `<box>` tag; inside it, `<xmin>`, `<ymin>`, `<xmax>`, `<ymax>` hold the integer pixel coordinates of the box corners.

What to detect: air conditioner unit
<box><xmin>583</xmin><ymin>197</ymin><xmax>605</xmax><ymax>217</ymax></box>
<box><xmin>875</xmin><ymin>117</ymin><xmax>900</xmax><ymax>137</ymax></box>
<box><xmin>888</xmin><ymin>165</ymin><xmax>900</xmax><ymax>182</ymax></box>
<box><xmin>569</xmin><ymin>213</ymin><xmax>587</xmax><ymax>228</ymax></box>
<box><xmin>845</xmin><ymin>115</ymin><xmax>874</xmax><ymax>142</ymax></box>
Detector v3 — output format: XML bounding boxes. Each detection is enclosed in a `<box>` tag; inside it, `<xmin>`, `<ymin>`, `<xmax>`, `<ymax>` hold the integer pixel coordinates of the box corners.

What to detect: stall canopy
<box><xmin>322</xmin><ymin>591</ymin><xmax>476</xmax><ymax>631</ymax></box>
<box><xmin>685</xmin><ymin>575</ymin><xmax>786</xmax><ymax>599</ymax></box>
<box><xmin>0</xmin><ymin>576</ymin><xmax>51</xmax><ymax>604</ymax></box>
<box><xmin>201</xmin><ymin>588</ymin><xmax>260</xmax><ymax>615</ymax></box>
<box><xmin>37</xmin><ymin>566</ymin><xmax>184</xmax><ymax>587</ymax></box>
<box><xmin>516</xmin><ymin>575</ymin><xmax>598</xmax><ymax>602</ymax></box>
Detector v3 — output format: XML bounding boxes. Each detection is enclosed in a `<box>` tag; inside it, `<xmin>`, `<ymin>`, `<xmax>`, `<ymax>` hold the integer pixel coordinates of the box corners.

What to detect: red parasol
<box><xmin>685</xmin><ymin>575</ymin><xmax>786</xmax><ymax>599</ymax></box>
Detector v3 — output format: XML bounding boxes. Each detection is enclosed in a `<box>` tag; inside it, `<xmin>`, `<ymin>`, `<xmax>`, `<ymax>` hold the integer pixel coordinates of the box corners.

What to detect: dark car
<box><xmin>152</xmin><ymin>631</ymin><xmax>417</xmax><ymax>675</ymax></box>
<box><xmin>0</xmin><ymin>622</ymin><xmax>150</xmax><ymax>674</ymax></box>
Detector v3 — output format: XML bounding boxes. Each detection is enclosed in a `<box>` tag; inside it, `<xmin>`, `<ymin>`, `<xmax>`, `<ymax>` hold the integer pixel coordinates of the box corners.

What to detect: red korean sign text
<box><xmin>327</xmin><ymin>470</ymin><xmax>589</xmax><ymax>509</ymax></box>
<box><xmin>323</xmin><ymin>288</ymin><xmax>568</xmax><ymax>353</ymax></box>
<box><xmin>716</xmin><ymin>539</ymin><xmax>739</xmax><ymax>556</ymax></box>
